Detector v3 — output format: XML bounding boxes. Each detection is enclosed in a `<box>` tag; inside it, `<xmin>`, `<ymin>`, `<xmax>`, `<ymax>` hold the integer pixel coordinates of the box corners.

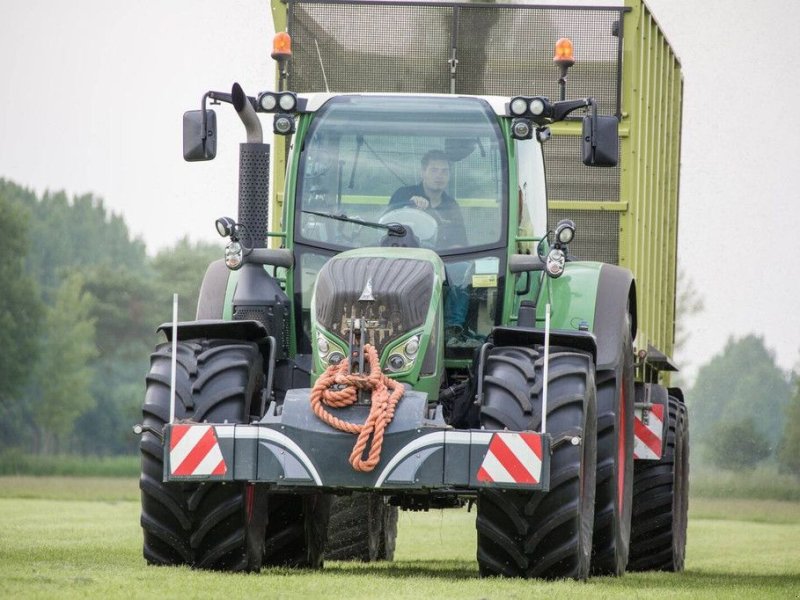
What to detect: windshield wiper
<box><xmin>302</xmin><ymin>210</ymin><xmax>406</xmax><ymax>236</ymax></box>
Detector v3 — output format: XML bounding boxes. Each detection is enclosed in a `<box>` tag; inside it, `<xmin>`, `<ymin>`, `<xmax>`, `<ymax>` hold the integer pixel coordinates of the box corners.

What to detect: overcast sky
<box><xmin>2</xmin><ymin>0</ymin><xmax>800</xmax><ymax>379</ymax></box>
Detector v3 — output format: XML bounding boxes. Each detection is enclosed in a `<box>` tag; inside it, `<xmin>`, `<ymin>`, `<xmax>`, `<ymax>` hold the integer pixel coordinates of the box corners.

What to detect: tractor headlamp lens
<box><xmin>278</xmin><ymin>92</ymin><xmax>297</xmax><ymax>112</ymax></box>
<box><xmin>317</xmin><ymin>335</ymin><xmax>329</xmax><ymax>355</ymax></box>
<box><xmin>530</xmin><ymin>98</ymin><xmax>546</xmax><ymax>116</ymax></box>
<box><xmin>387</xmin><ymin>354</ymin><xmax>406</xmax><ymax>372</ymax></box>
<box><xmin>512</xmin><ymin>119</ymin><xmax>533</xmax><ymax>140</ymax></box>
<box><xmin>404</xmin><ymin>336</ymin><xmax>420</xmax><ymax>357</ymax></box>
<box><xmin>327</xmin><ymin>351</ymin><xmax>344</xmax><ymax>365</ymax></box>
<box><xmin>545</xmin><ymin>248</ymin><xmax>566</xmax><ymax>278</ymax></box>
<box><xmin>215</xmin><ymin>216</ymin><xmax>236</xmax><ymax>238</ymax></box>
<box><xmin>224</xmin><ymin>241</ymin><xmax>243</xmax><ymax>270</ymax></box>
<box><xmin>555</xmin><ymin>219</ymin><xmax>576</xmax><ymax>245</ymax></box>
<box><xmin>510</xmin><ymin>97</ymin><xmax>528</xmax><ymax>116</ymax></box>
<box><xmin>258</xmin><ymin>92</ymin><xmax>278</xmax><ymax>112</ymax></box>
<box><xmin>273</xmin><ymin>113</ymin><xmax>295</xmax><ymax>135</ymax></box>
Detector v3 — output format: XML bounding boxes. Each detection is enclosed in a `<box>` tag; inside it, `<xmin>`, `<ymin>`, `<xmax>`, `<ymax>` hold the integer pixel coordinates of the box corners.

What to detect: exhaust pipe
<box><xmin>232</xmin><ymin>82</ymin><xmax>263</xmax><ymax>143</ymax></box>
<box><xmin>231</xmin><ymin>82</ymin><xmax>269</xmax><ymax>250</ymax></box>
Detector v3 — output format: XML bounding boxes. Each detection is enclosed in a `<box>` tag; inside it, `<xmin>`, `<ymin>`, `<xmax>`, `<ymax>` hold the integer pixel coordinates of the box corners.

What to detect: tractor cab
<box><xmin>288</xmin><ymin>94</ymin><xmax>539</xmax><ymax>372</ymax></box>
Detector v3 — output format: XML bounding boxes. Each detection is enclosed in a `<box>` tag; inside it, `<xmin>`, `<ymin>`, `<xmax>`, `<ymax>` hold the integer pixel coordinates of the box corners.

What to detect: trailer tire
<box><xmin>591</xmin><ymin>320</ymin><xmax>634</xmax><ymax>576</ymax></box>
<box><xmin>325</xmin><ymin>494</ymin><xmax>398</xmax><ymax>561</ymax></box>
<box><xmin>476</xmin><ymin>346</ymin><xmax>597</xmax><ymax>580</ymax></box>
<box><xmin>261</xmin><ymin>492</ymin><xmax>333</xmax><ymax>568</ymax></box>
<box><xmin>628</xmin><ymin>395</ymin><xmax>689</xmax><ymax>571</ymax></box>
<box><xmin>139</xmin><ymin>339</ymin><xmax>267</xmax><ymax>571</ymax></box>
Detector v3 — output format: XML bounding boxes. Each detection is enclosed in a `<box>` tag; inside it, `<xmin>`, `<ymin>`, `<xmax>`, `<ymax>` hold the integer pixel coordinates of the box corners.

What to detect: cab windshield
<box><xmin>295</xmin><ymin>95</ymin><xmax>507</xmax><ymax>255</ymax></box>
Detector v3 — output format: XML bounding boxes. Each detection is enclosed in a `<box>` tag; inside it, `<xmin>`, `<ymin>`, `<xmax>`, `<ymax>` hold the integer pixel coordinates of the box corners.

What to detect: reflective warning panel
<box><xmin>169</xmin><ymin>424</ymin><xmax>227</xmax><ymax>477</ymax></box>
<box><xmin>477</xmin><ymin>432</ymin><xmax>543</xmax><ymax>485</ymax></box>
<box><xmin>634</xmin><ymin>404</ymin><xmax>664</xmax><ymax>460</ymax></box>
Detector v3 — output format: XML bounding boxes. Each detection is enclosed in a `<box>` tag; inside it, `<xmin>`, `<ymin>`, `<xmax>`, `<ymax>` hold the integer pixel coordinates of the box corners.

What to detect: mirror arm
<box><xmin>550</xmin><ymin>97</ymin><xmax>591</xmax><ymax>122</ymax></box>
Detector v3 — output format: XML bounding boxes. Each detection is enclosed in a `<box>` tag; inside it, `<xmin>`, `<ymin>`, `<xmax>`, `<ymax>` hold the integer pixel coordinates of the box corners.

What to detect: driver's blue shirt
<box><xmin>388</xmin><ymin>184</ymin><xmax>467</xmax><ymax>249</ymax></box>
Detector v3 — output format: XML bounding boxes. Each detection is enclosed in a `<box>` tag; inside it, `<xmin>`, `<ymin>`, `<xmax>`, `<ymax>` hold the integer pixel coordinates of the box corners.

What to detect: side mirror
<box><xmin>582</xmin><ymin>114</ymin><xmax>618</xmax><ymax>167</ymax></box>
<box><xmin>183</xmin><ymin>109</ymin><xmax>217</xmax><ymax>161</ymax></box>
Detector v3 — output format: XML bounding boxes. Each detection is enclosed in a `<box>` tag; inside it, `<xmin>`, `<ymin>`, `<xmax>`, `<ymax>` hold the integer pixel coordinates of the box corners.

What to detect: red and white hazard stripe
<box><xmin>634</xmin><ymin>404</ymin><xmax>664</xmax><ymax>460</ymax></box>
<box><xmin>476</xmin><ymin>432</ymin><xmax>543</xmax><ymax>485</ymax></box>
<box><xmin>169</xmin><ymin>424</ymin><xmax>227</xmax><ymax>476</ymax></box>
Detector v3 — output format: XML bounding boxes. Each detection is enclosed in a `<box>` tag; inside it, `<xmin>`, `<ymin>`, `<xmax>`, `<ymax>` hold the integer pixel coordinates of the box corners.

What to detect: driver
<box><xmin>388</xmin><ymin>150</ymin><xmax>467</xmax><ymax>249</ymax></box>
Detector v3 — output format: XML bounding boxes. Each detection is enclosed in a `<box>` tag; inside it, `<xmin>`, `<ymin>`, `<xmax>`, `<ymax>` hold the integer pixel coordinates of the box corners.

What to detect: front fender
<box><xmin>542</xmin><ymin>261</ymin><xmax>635</xmax><ymax>371</ymax></box>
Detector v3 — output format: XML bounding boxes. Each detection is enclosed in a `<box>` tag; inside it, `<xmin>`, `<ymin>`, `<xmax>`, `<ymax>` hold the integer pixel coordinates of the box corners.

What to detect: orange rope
<box><xmin>310</xmin><ymin>344</ymin><xmax>404</xmax><ymax>472</ymax></box>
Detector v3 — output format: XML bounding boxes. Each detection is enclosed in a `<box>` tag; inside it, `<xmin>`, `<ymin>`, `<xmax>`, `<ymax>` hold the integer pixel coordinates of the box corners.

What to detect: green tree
<box><xmin>0</xmin><ymin>189</ymin><xmax>42</xmax><ymax>405</ymax></box>
<box><xmin>778</xmin><ymin>379</ymin><xmax>800</xmax><ymax>476</ymax></box>
<box><xmin>708</xmin><ymin>417</ymin><xmax>772</xmax><ymax>470</ymax></box>
<box><xmin>151</xmin><ymin>237</ymin><xmax>222</xmax><ymax>322</ymax></box>
<box><xmin>74</xmin><ymin>266</ymin><xmax>157</xmax><ymax>454</ymax></box>
<box><xmin>30</xmin><ymin>274</ymin><xmax>98</xmax><ymax>453</ymax></box>
<box><xmin>690</xmin><ymin>335</ymin><xmax>791</xmax><ymax>458</ymax></box>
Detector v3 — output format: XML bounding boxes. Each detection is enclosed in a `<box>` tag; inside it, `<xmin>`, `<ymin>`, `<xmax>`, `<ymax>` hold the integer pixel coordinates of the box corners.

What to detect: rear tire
<box><xmin>628</xmin><ymin>395</ymin><xmax>689</xmax><ymax>571</ymax></box>
<box><xmin>139</xmin><ymin>339</ymin><xmax>267</xmax><ymax>571</ymax></box>
<box><xmin>261</xmin><ymin>492</ymin><xmax>332</xmax><ymax>569</ymax></box>
<box><xmin>325</xmin><ymin>494</ymin><xmax>398</xmax><ymax>561</ymax></box>
<box><xmin>476</xmin><ymin>346</ymin><xmax>597</xmax><ymax>580</ymax></box>
<box><xmin>591</xmin><ymin>321</ymin><xmax>635</xmax><ymax>576</ymax></box>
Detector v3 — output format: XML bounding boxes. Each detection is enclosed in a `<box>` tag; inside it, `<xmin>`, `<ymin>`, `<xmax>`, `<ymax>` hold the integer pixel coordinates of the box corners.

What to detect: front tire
<box><xmin>628</xmin><ymin>395</ymin><xmax>689</xmax><ymax>571</ymax></box>
<box><xmin>591</xmin><ymin>320</ymin><xmax>635</xmax><ymax>576</ymax></box>
<box><xmin>139</xmin><ymin>339</ymin><xmax>267</xmax><ymax>571</ymax></box>
<box><xmin>476</xmin><ymin>346</ymin><xmax>598</xmax><ymax>580</ymax></box>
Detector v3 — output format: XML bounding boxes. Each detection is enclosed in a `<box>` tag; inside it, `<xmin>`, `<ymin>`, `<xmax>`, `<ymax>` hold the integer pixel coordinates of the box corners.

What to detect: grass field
<box><xmin>0</xmin><ymin>477</ymin><xmax>798</xmax><ymax>599</ymax></box>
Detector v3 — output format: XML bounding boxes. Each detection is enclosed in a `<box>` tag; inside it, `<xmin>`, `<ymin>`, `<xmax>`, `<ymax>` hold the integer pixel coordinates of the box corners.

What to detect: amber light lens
<box><xmin>553</xmin><ymin>37</ymin><xmax>575</xmax><ymax>64</ymax></box>
<box><xmin>272</xmin><ymin>32</ymin><xmax>292</xmax><ymax>58</ymax></box>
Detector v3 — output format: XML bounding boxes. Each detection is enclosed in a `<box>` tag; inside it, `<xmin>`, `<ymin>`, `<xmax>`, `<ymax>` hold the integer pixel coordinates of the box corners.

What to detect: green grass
<box><xmin>0</xmin><ymin>450</ymin><xmax>139</xmax><ymax>478</ymax></box>
<box><xmin>690</xmin><ymin>463</ymin><xmax>800</xmax><ymax>501</ymax></box>
<box><xmin>0</xmin><ymin>478</ymin><xmax>799</xmax><ymax>599</ymax></box>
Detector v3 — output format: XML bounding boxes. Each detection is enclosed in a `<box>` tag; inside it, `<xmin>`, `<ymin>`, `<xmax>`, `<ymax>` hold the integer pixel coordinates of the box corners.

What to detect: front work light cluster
<box><xmin>256</xmin><ymin>91</ymin><xmax>298</xmax><ymax>135</ymax></box>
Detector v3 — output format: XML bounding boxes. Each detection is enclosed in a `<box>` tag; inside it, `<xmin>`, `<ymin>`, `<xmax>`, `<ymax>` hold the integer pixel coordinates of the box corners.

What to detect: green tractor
<box><xmin>138</xmin><ymin>0</ymin><xmax>688</xmax><ymax>579</ymax></box>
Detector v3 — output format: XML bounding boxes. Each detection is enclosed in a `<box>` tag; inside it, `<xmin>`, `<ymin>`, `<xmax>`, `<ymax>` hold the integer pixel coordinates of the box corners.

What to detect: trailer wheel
<box><xmin>628</xmin><ymin>395</ymin><xmax>689</xmax><ymax>571</ymax></box>
<box><xmin>476</xmin><ymin>346</ymin><xmax>597</xmax><ymax>580</ymax></box>
<box><xmin>261</xmin><ymin>492</ymin><xmax>332</xmax><ymax>568</ymax></box>
<box><xmin>139</xmin><ymin>339</ymin><xmax>267</xmax><ymax>571</ymax></box>
<box><xmin>591</xmin><ymin>320</ymin><xmax>635</xmax><ymax>576</ymax></box>
<box><xmin>325</xmin><ymin>494</ymin><xmax>398</xmax><ymax>561</ymax></box>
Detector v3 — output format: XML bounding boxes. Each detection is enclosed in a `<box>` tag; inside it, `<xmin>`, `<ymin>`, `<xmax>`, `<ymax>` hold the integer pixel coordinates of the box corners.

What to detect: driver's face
<box><xmin>421</xmin><ymin>160</ymin><xmax>450</xmax><ymax>194</ymax></box>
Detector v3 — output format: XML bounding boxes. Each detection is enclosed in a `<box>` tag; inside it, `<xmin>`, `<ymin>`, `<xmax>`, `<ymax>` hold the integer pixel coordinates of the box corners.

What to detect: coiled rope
<box><xmin>310</xmin><ymin>344</ymin><xmax>404</xmax><ymax>472</ymax></box>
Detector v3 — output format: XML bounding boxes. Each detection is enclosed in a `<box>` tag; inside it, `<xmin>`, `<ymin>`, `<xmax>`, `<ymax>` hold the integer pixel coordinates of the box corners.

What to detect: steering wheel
<box><xmin>379</xmin><ymin>207</ymin><xmax>439</xmax><ymax>248</ymax></box>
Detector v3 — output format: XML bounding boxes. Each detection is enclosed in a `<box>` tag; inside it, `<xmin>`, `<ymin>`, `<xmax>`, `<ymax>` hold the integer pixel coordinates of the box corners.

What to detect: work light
<box><xmin>555</xmin><ymin>219</ymin><xmax>576</xmax><ymax>245</ymax></box>
<box><xmin>215</xmin><ymin>216</ymin><xmax>236</xmax><ymax>238</ymax></box>
<box><xmin>259</xmin><ymin>92</ymin><xmax>277</xmax><ymax>112</ymax></box>
<box><xmin>274</xmin><ymin>113</ymin><xmax>295</xmax><ymax>135</ymax></box>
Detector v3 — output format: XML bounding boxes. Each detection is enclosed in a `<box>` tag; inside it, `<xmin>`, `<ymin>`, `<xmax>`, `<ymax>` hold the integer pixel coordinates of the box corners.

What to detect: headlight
<box><xmin>555</xmin><ymin>219</ymin><xmax>576</xmax><ymax>245</ymax></box>
<box><xmin>273</xmin><ymin>113</ymin><xmax>295</xmax><ymax>135</ymax></box>
<box><xmin>224</xmin><ymin>241</ymin><xmax>243</xmax><ymax>270</ymax></box>
<box><xmin>315</xmin><ymin>329</ymin><xmax>346</xmax><ymax>367</ymax></box>
<box><xmin>545</xmin><ymin>248</ymin><xmax>566</xmax><ymax>278</ymax></box>
<box><xmin>511</xmin><ymin>118</ymin><xmax>533</xmax><ymax>140</ymax></box>
<box><xmin>387</xmin><ymin>354</ymin><xmax>406</xmax><ymax>372</ymax></box>
<box><xmin>382</xmin><ymin>332</ymin><xmax>423</xmax><ymax>375</ymax></box>
<box><xmin>258</xmin><ymin>92</ymin><xmax>278</xmax><ymax>112</ymax></box>
<box><xmin>529</xmin><ymin>97</ymin><xmax>546</xmax><ymax>116</ymax></box>
<box><xmin>404</xmin><ymin>335</ymin><xmax>420</xmax><ymax>357</ymax></box>
<box><xmin>278</xmin><ymin>92</ymin><xmax>297</xmax><ymax>112</ymax></box>
<box><xmin>509</xmin><ymin>97</ymin><xmax>528</xmax><ymax>116</ymax></box>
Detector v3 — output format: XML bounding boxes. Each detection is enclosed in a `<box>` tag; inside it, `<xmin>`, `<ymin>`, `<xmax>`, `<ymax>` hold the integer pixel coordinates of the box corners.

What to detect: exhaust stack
<box><xmin>231</xmin><ymin>82</ymin><xmax>269</xmax><ymax>249</ymax></box>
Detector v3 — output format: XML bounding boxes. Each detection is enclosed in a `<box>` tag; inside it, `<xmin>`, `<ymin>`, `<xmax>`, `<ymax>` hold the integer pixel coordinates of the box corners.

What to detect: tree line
<box><xmin>0</xmin><ymin>179</ymin><xmax>219</xmax><ymax>455</ymax></box>
<box><xmin>1</xmin><ymin>177</ymin><xmax>799</xmax><ymax>477</ymax></box>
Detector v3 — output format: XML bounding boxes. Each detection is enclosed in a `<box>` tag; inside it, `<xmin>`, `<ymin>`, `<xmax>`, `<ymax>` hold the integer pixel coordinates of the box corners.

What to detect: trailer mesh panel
<box><xmin>287</xmin><ymin>0</ymin><xmax>625</xmax><ymax>263</ymax></box>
